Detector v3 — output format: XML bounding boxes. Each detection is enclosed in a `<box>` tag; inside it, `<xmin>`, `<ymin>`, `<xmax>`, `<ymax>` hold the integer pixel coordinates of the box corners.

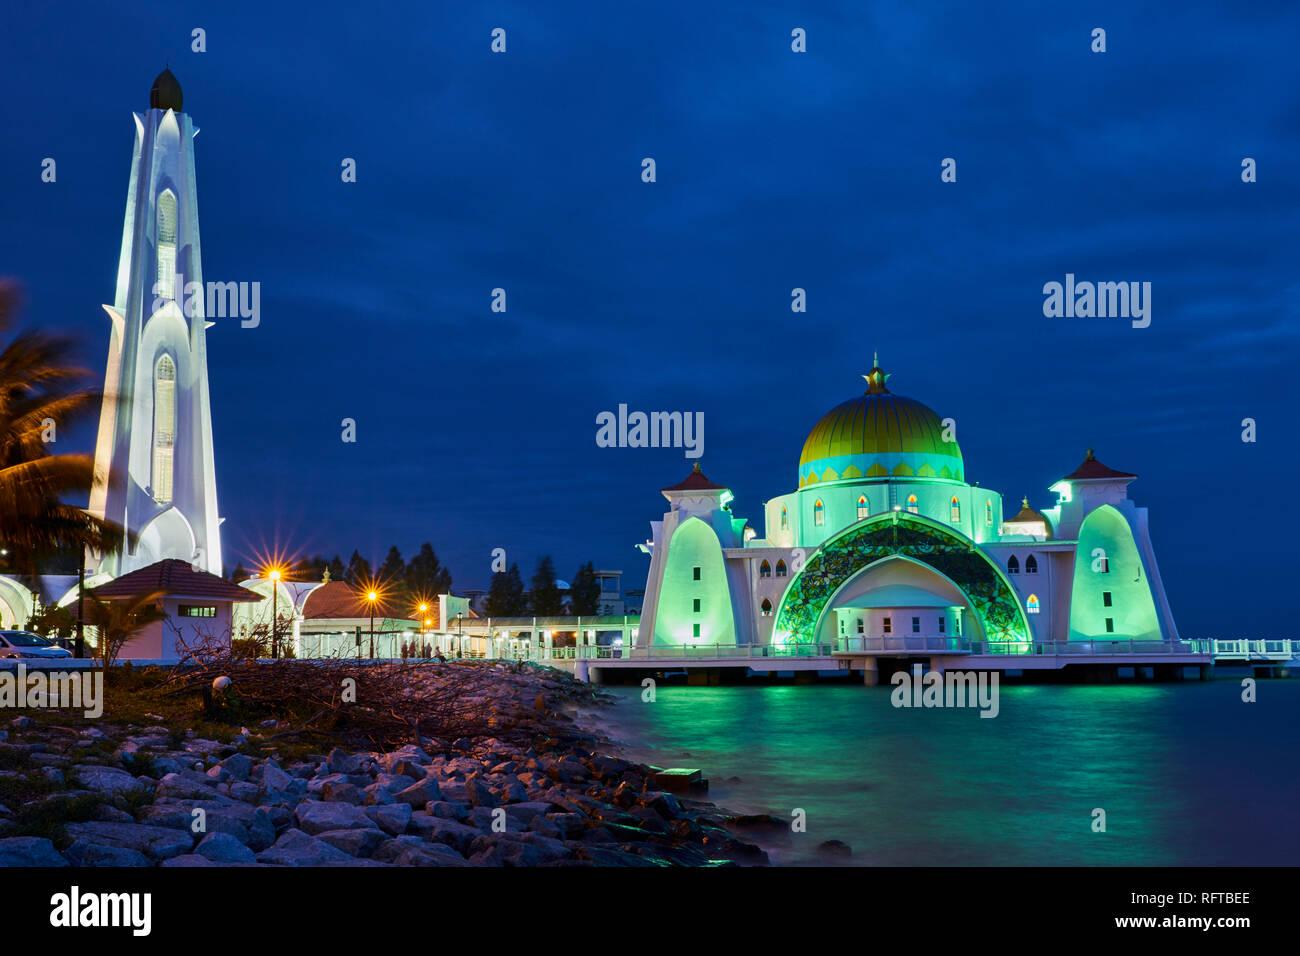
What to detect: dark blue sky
<box><xmin>3</xmin><ymin>2</ymin><xmax>1297</xmax><ymax>634</ymax></box>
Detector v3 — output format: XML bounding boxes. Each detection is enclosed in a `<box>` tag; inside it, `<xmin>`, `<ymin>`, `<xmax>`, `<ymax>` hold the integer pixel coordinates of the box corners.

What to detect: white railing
<box><xmin>1205</xmin><ymin>639</ymin><xmax>1300</xmax><ymax>660</ymax></box>
<box><xmin>837</xmin><ymin>635</ymin><xmax>967</xmax><ymax>653</ymax></box>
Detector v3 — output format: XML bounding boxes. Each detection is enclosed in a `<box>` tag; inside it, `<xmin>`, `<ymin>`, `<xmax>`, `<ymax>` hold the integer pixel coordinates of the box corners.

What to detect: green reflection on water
<box><xmin>599</xmin><ymin>681</ymin><xmax>1299</xmax><ymax>866</ymax></box>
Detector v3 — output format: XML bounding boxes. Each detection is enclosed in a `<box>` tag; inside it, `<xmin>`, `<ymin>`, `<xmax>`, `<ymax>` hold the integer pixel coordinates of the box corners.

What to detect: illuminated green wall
<box><xmin>653</xmin><ymin>516</ymin><xmax>736</xmax><ymax>646</ymax></box>
<box><xmin>1068</xmin><ymin>505</ymin><xmax>1161</xmax><ymax>641</ymax></box>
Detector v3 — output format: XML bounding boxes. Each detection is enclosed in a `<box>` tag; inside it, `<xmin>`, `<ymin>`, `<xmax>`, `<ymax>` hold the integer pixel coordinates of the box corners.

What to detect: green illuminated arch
<box><xmin>772</xmin><ymin>511</ymin><xmax>1031</xmax><ymax>650</ymax></box>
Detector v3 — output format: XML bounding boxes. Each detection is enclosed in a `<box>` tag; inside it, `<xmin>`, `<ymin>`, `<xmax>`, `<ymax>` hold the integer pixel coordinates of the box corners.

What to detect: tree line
<box><xmin>229</xmin><ymin>548</ymin><xmax>609</xmax><ymax>617</ymax></box>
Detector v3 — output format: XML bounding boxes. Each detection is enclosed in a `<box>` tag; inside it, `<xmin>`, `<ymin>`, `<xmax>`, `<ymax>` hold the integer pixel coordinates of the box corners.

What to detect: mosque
<box><xmin>637</xmin><ymin>363</ymin><xmax>1180</xmax><ymax>656</ymax></box>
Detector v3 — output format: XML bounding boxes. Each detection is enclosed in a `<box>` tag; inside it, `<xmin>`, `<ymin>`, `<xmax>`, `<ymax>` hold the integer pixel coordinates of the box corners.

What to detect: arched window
<box><xmin>780</xmin><ymin>506</ymin><xmax>788</xmax><ymax>531</ymax></box>
<box><xmin>760</xmin><ymin>599</ymin><xmax>772</xmax><ymax>617</ymax></box>
<box><xmin>1027</xmin><ymin>594</ymin><xmax>1040</xmax><ymax>614</ymax></box>
<box><xmin>985</xmin><ymin>500</ymin><xmax>993</xmax><ymax>525</ymax></box>
<box><xmin>156</xmin><ymin>190</ymin><xmax>177</xmax><ymax>301</ymax></box>
<box><xmin>759</xmin><ymin>560</ymin><xmax>771</xmax><ymax>579</ymax></box>
<box><xmin>814</xmin><ymin>499</ymin><xmax>825</xmax><ymax>526</ymax></box>
<box><xmin>1007</xmin><ymin>555</ymin><xmax>1019</xmax><ymax>574</ymax></box>
<box><xmin>950</xmin><ymin>496</ymin><xmax>961</xmax><ymax>523</ymax></box>
<box><xmin>857</xmin><ymin>495</ymin><xmax>869</xmax><ymax>520</ymax></box>
<box><xmin>152</xmin><ymin>354</ymin><xmax>176</xmax><ymax>504</ymax></box>
<box><xmin>1025</xmin><ymin>554</ymin><xmax>1038</xmax><ymax>574</ymax></box>
<box><xmin>906</xmin><ymin>494</ymin><xmax>919</xmax><ymax>514</ymax></box>
<box><xmin>775</xmin><ymin>560</ymin><xmax>787</xmax><ymax>578</ymax></box>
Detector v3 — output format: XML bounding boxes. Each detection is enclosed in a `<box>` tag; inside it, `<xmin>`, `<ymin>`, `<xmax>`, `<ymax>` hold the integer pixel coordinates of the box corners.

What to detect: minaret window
<box><xmin>780</xmin><ymin>507</ymin><xmax>788</xmax><ymax>531</ymax></box>
<box><xmin>857</xmin><ymin>495</ymin><xmax>868</xmax><ymax>520</ymax></box>
<box><xmin>1025</xmin><ymin>554</ymin><xmax>1038</xmax><ymax>574</ymax></box>
<box><xmin>950</xmin><ymin>496</ymin><xmax>960</xmax><ymax>522</ymax></box>
<box><xmin>906</xmin><ymin>494</ymin><xmax>918</xmax><ymax>514</ymax></box>
<box><xmin>152</xmin><ymin>354</ymin><xmax>176</xmax><ymax>504</ymax></box>
<box><xmin>156</xmin><ymin>190</ymin><xmax>178</xmax><ymax>301</ymax></box>
<box><xmin>1007</xmin><ymin>555</ymin><xmax>1020</xmax><ymax>574</ymax></box>
<box><xmin>814</xmin><ymin>499</ymin><xmax>825</xmax><ymax>526</ymax></box>
<box><xmin>985</xmin><ymin>501</ymin><xmax>993</xmax><ymax>525</ymax></box>
<box><xmin>775</xmin><ymin>560</ymin><xmax>787</xmax><ymax>578</ymax></box>
<box><xmin>759</xmin><ymin>560</ymin><xmax>771</xmax><ymax>579</ymax></box>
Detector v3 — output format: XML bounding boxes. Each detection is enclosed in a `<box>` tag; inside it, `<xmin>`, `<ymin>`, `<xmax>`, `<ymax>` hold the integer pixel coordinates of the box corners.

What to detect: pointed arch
<box><xmin>775</xmin><ymin>559</ymin><xmax>787</xmax><ymax>578</ymax></box>
<box><xmin>760</xmin><ymin>599</ymin><xmax>772</xmax><ymax>617</ymax></box>
<box><xmin>156</xmin><ymin>189</ymin><xmax>178</xmax><ymax>301</ymax></box>
<box><xmin>950</xmin><ymin>495</ymin><xmax>961</xmax><ymax>523</ymax></box>
<box><xmin>152</xmin><ymin>353</ymin><xmax>176</xmax><ymax>503</ymax></box>
<box><xmin>1007</xmin><ymin>554</ymin><xmax>1019</xmax><ymax>574</ymax></box>
<box><xmin>857</xmin><ymin>495</ymin><xmax>869</xmax><ymax>520</ymax></box>
<box><xmin>1025</xmin><ymin>554</ymin><xmax>1038</xmax><ymax>574</ymax></box>
<box><xmin>906</xmin><ymin>494</ymin><xmax>918</xmax><ymax>514</ymax></box>
<box><xmin>759</xmin><ymin>560</ymin><xmax>771</xmax><ymax>579</ymax></box>
<box><xmin>780</xmin><ymin>506</ymin><xmax>788</xmax><ymax>531</ymax></box>
<box><xmin>1026</xmin><ymin>594</ymin><xmax>1040</xmax><ymax>614</ymax></box>
<box><xmin>814</xmin><ymin>499</ymin><xmax>825</xmax><ymax>526</ymax></box>
<box><xmin>771</xmin><ymin>511</ymin><xmax>1031</xmax><ymax>649</ymax></box>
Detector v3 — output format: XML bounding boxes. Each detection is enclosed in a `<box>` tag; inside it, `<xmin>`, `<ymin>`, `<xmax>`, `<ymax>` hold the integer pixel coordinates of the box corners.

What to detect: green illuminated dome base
<box><xmin>798</xmin><ymin>365</ymin><xmax>963</xmax><ymax>486</ymax></box>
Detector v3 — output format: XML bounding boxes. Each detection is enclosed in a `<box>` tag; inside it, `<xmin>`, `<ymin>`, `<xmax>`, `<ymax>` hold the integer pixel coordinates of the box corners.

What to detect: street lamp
<box><xmin>269</xmin><ymin>569</ymin><xmax>282</xmax><ymax>658</ymax></box>
<box><xmin>367</xmin><ymin>590</ymin><xmax>378</xmax><ymax>659</ymax></box>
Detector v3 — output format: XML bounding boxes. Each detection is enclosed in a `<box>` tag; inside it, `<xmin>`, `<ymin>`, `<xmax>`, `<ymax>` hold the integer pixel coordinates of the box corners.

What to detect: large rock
<box><xmin>393</xmin><ymin>778</ymin><xmax>442</xmax><ymax>807</ymax></box>
<box><xmin>408</xmin><ymin>814</ymin><xmax>482</xmax><ymax>855</ymax></box>
<box><xmin>64</xmin><ymin>840</ymin><xmax>153</xmax><ymax>867</ymax></box>
<box><xmin>64</xmin><ymin>822</ymin><xmax>193</xmax><ymax>861</ymax></box>
<box><xmin>156</xmin><ymin>770</ymin><xmax>227</xmax><ymax>802</ymax></box>
<box><xmin>294</xmin><ymin>800</ymin><xmax>380</xmax><ymax>836</ymax></box>
<box><xmin>0</xmin><ymin>836</ymin><xmax>69</xmax><ymax>867</ymax></box>
<box><xmin>220</xmin><ymin>753</ymin><xmax>255</xmax><ymax>781</ymax></box>
<box><xmin>315</xmin><ymin>828</ymin><xmax>387</xmax><ymax>858</ymax></box>
<box><xmin>196</xmin><ymin>832</ymin><xmax>257</xmax><ymax>863</ymax></box>
<box><xmin>256</xmin><ymin>828</ymin><xmax>354</xmax><ymax>866</ymax></box>
<box><xmin>320</xmin><ymin>781</ymin><xmax>365</xmax><ymax>805</ymax></box>
<box><xmin>326</xmin><ymin>748</ymin><xmax>361</xmax><ymax>774</ymax></box>
<box><xmin>464</xmin><ymin>774</ymin><xmax>496</xmax><ymax>808</ymax></box>
<box><xmin>72</xmin><ymin>765</ymin><xmax>146</xmax><ymax>796</ymax></box>
<box><xmin>365</xmin><ymin>803</ymin><xmax>412</xmax><ymax>836</ymax></box>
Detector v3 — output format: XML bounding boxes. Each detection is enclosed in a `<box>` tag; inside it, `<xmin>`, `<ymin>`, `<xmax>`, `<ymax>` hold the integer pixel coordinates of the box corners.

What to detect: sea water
<box><xmin>596</xmin><ymin>680</ymin><xmax>1300</xmax><ymax>865</ymax></box>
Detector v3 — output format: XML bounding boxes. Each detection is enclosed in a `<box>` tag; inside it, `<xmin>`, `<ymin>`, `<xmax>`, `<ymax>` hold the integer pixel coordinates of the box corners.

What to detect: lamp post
<box><xmin>75</xmin><ymin>548</ymin><xmax>86</xmax><ymax>659</ymax></box>
<box><xmin>417</xmin><ymin>604</ymin><xmax>428</xmax><ymax>659</ymax></box>
<box><xmin>269</xmin><ymin>569</ymin><xmax>281</xmax><ymax>658</ymax></box>
<box><xmin>367</xmin><ymin>590</ymin><xmax>378</xmax><ymax>659</ymax></box>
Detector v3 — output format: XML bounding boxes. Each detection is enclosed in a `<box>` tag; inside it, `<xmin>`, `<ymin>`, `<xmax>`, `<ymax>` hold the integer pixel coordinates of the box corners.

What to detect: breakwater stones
<box><xmin>0</xmin><ymin>666</ymin><xmax>767</xmax><ymax>867</ymax></box>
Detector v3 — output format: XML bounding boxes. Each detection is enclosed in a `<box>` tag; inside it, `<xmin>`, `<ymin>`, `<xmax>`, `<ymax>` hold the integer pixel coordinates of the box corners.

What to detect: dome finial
<box><xmin>150</xmin><ymin>67</ymin><xmax>183</xmax><ymax>112</ymax></box>
<box><xmin>862</xmin><ymin>358</ymin><xmax>889</xmax><ymax>395</ymax></box>
<box><xmin>1085</xmin><ymin>448</ymin><xmax>1095</xmax><ymax>461</ymax></box>
<box><xmin>1022</xmin><ymin>495</ymin><xmax>1029</xmax><ymax>508</ymax></box>
<box><xmin>691</xmin><ymin>460</ymin><xmax>701</xmax><ymax>473</ymax></box>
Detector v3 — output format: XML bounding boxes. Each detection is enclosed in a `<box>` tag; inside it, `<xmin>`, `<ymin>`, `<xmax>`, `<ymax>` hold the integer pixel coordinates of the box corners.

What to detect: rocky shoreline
<box><xmin>0</xmin><ymin>661</ymin><xmax>786</xmax><ymax>867</ymax></box>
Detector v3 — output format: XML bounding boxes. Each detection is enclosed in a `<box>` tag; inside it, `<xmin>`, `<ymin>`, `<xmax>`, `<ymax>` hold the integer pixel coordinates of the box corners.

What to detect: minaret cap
<box><xmin>150</xmin><ymin>68</ymin><xmax>183</xmax><ymax>112</ymax></box>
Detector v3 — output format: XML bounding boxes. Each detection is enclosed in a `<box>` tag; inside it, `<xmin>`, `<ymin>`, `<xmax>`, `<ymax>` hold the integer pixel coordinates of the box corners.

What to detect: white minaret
<box><xmin>89</xmin><ymin>69</ymin><xmax>222</xmax><ymax>577</ymax></box>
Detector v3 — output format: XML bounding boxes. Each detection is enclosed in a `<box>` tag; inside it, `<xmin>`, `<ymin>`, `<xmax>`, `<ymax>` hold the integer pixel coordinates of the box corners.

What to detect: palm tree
<box><xmin>84</xmin><ymin>590</ymin><xmax>167</xmax><ymax>668</ymax></box>
<box><xmin>0</xmin><ymin>279</ymin><xmax>121</xmax><ymax>575</ymax></box>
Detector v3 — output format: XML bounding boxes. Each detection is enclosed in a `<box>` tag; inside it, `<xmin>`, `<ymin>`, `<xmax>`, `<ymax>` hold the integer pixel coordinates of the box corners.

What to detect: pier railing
<box><xmin>518</xmin><ymin>643</ymin><xmax>834</xmax><ymax>661</ymax></box>
<box><xmin>832</xmin><ymin>636</ymin><xmax>1220</xmax><ymax>657</ymax></box>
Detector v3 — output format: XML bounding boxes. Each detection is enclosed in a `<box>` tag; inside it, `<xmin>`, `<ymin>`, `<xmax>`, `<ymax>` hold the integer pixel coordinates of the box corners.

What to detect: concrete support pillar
<box><xmin>861</xmin><ymin>657</ymin><xmax>879</xmax><ymax>686</ymax></box>
<box><xmin>929</xmin><ymin>656</ymin><xmax>947</xmax><ymax>676</ymax></box>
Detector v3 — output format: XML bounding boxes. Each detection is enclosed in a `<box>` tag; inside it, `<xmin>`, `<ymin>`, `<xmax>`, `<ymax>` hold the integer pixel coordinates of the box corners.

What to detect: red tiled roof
<box><xmin>299</xmin><ymin>582</ymin><xmax>480</xmax><ymax>624</ymax></box>
<box><xmin>1060</xmin><ymin>449</ymin><xmax>1136</xmax><ymax>482</ymax></box>
<box><xmin>301</xmin><ymin>581</ymin><xmax>408</xmax><ymax>620</ymax></box>
<box><xmin>662</xmin><ymin>462</ymin><xmax>727</xmax><ymax>493</ymax></box>
<box><xmin>93</xmin><ymin>559</ymin><xmax>263</xmax><ymax>602</ymax></box>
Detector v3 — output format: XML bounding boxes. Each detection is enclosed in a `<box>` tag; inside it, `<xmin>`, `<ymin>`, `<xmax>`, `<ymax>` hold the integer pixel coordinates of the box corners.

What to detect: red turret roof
<box><xmin>661</xmin><ymin>462</ymin><xmax>728</xmax><ymax>493</ymax></box>
<box><xmin>1059</xmin><ymin>449</ymin><xmax>1136</xmax><ymax>482</ymax></box>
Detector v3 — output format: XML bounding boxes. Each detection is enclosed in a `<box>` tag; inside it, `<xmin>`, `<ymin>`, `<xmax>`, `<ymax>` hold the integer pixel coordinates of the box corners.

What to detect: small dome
<box><xmin>798</xmin><ymin>364</ymin><xmax>962</xmax><ymax>486</ymax></box>
<box><xmin>150</xmin><ymin>68</ymin><xmax>183</xmax><ymax>112</ymax></box>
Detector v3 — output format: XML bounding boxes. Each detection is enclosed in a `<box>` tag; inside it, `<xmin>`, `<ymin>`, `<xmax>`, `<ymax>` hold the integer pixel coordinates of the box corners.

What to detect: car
<box><xmin>0</xmin><ymin>630</ymin><xmax>74</xmax><ymax>659</ymax></box>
